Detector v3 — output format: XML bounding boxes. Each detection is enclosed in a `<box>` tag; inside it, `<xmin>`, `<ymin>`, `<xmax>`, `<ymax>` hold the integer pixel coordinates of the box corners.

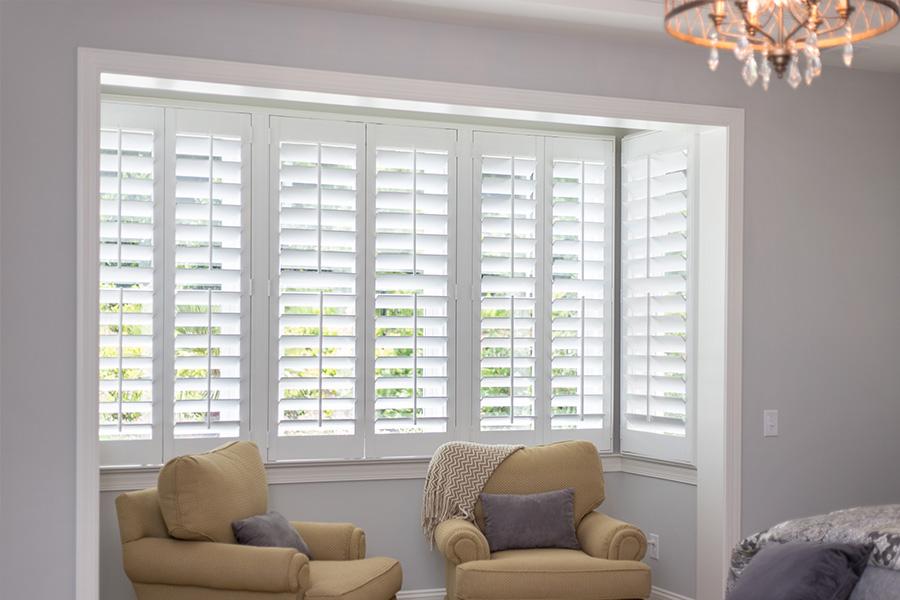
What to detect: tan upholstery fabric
<box><xmin>122</xmin><ymin>537</ymin><xmax>308</xmax><ymax>593</ymax></box>
<box><xmin>473</xmin><ymin>440</ymin><xmax>605</xmax><ymax>532</ymax></box>
<box><xmin>131</xmin><ymin>583</ymin><xmax>301</xmax><ymax>600</ymax></box>
<box><xmin>306</xmin><ymin>558</ymin><xmax>402</xmax><ymax>600</ymax></box>
<box><xmin>157</xmin><ymin>440</ymin><xmax>268</xmax><ymax>543</ymax></box>
<box><xmin>116</xmin><ymin>488</ymin><xmax>171</xmax><ymax>544</ymax></box>
<box><xmin>292</xmin><ymin>522</ymin><xmax>366</xmax><ymax>560</ymax></box>
<box><xmin>576</xmin><ymin>512</ymin><xmax>648</xmax><ymax>561</ymax></box>
<box><xmin>455</xmin><ymin>549</ymin><xmax>651</xmax><ymax>600</ymax></box>
<box><xmin>116</xmin><ymin>444</ymin><xmax>402</xmax><ymax>600</ymax></box>
<box><xmin>434</xmin><ymin>441</ymin><xmax>650</xmax><ymax>600</ymax></box>
<box><xmin>434</xmin><ymin>519</ymin><xmax>491</xmax><ymax>565</ymax></box>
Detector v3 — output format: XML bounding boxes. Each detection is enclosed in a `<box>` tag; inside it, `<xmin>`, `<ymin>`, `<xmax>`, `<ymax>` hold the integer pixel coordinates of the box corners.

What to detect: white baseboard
<box><xmin>397</xmin><ymin>589</ymin><xmax>445</xmax><ymax>600</ymax></box>
<box><xmin>397</xmin><ymin>587</ymin><xmax>691</xmax><ymax>600</ymax></box>
<box><xmin>649</xmin><ymin>586</ymin><xmax>694</xmax><ymax>600</ymax></box>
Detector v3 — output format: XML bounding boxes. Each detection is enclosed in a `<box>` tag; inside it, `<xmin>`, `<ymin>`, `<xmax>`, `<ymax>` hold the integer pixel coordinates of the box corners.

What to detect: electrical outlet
<box><xmin>647</xmin><ymin>533</ymin><xmax>659</xmax><ymax>560</ymax></box>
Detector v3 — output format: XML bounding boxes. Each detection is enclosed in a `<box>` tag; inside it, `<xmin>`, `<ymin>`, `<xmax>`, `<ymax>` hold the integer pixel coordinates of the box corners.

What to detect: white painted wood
<box><xmin>650</xmin><ymin>585</ymin><xmax>696</xmax><ymax>600</ymax></box>
<box><xmin>397</xmin><ymin>589</ymin><xmax>447</xmax><ymax>600</ymax></box>
<box><xmin>76</xmin><ymin>47</ymin><xmax>103</xmax><ymax>600</ymax></box>
<box><xmin>99</xmin><ymin>452</ymin><xmax>697</xmax><ymax>491</ymax></box>
<box><xmin>393</xmin><ymin>584</ymin><xmax>694</xmax><ymax>600</ymax></box>
<box><xmin>695</xmin><ymin>125</ymin><xmax>743</xmax><ymax>600</ymax></box>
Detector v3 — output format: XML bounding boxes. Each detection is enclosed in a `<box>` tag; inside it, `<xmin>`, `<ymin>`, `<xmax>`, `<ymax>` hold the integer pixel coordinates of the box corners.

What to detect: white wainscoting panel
<box><xmin>397</xmin><ymin>589</ymin><xmax>445</xmax><ymax>600</ymax></box>
<box><xmin>397</xmin><ymin>586</ymin><xmax>691</xmax><ymax>600</ymax></box>
<box><xmin>650</xmin><ymin>586</ymin><xmax>695</xmax><ymax>600</ymax></box>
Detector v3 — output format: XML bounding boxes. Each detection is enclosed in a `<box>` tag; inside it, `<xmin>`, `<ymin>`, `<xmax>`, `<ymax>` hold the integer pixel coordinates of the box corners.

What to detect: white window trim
<box><xmin>77</xmin><ymin>47</ymin><xmax>742</xmax><ymax>600</ymax></box>
<box><xmin>97</xmin><ymin>452</ymin><xmax>698</xmax><ymax>492</ymax></box>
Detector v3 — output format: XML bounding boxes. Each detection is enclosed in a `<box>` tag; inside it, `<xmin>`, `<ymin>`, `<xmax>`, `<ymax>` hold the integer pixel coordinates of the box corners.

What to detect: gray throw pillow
<box><xmin>232</xmin><ymin>511</ymin><xmax>311</xmax><ymax>558</ymax></box>
<box><xmin>727</xmin><ymin>541</ymin><xmax>873</xmax><ymax>600</ymax></box>
<box><xmin>480</xmin><ymin>488</ymin><xmax>581</xmax><ymax>553</ymax></box>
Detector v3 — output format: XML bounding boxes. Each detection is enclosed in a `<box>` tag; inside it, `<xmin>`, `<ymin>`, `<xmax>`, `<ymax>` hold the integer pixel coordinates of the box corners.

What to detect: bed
<box><xmin>728</xmin><ymin>505</ymin><xmax>900</xmax><ymax>599</ymax></box>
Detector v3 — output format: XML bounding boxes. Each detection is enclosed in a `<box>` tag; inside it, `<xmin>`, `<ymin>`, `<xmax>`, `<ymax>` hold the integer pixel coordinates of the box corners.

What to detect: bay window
<box><xmin>98</xmin><ymin>99</ymin><xmax>696</xmax><ymax>467</ymax></box>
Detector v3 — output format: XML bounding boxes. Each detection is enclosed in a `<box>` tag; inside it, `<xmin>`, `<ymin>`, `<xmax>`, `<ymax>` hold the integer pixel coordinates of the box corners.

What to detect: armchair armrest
<box><xmin>434</xmin><ymin>519</ymin><xmax>491</xmax><ymax>565</ymax></box>
<box><xmin>291</xmin><ymin>521</ymin><xmax>366</xmax><ymax>560</ymax></box>
<box><xmin>122</xmin><ymin>537</ymin><xmax>309</xmax><ymax>593</ymax></box>
<box><xmin>576</xmin><ymin>511</ymin><xmax>647</xmax><ymax>561</ymax></box>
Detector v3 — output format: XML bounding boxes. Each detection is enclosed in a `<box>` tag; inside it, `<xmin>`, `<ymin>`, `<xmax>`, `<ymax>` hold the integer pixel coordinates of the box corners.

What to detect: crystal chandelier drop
<box><xmin>665</xmin><ymin>0</ymin><xmax>900</xmax><ymax>89</ymax></box>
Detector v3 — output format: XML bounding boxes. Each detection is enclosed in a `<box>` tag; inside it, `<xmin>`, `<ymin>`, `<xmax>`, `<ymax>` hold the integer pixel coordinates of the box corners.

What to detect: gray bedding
<box><xmin>728</xmin><ymin>505</ymin><xmax>900</xmax><ymax>593</ymax></box>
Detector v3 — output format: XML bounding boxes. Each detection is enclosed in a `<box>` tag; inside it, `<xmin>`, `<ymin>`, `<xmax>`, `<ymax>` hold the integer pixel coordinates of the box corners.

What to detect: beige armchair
<box><xmin>115</xmin><ymin>441</ymin><xmax>402</xmax><ymax>600</ymax></box>
<box><xmin>433</xmin><ymin>441</ymin><xmax>651</xmax><ymax>600</ymax></box>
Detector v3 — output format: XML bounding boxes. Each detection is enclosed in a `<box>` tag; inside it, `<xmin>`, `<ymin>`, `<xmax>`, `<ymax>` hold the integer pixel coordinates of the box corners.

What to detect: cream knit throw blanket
<box><xmin>422</xmin><ymin>441</ymin><xmax>523</xmax><ymax>547</ymax></box>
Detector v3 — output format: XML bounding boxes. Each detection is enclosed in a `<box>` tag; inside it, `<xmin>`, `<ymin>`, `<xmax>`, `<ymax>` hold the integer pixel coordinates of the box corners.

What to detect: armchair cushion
<box><xmin>307</xmin><ymin>557</ymin><xmax>402</xmax><ymax>600</ymax></box>
<box><xmin>454</xmin><ymin>548</ymin><xmax>651</xmax><ymax>600</ymax></box>
<box><xmin>480</xmin><ymin>488</ymin><xmax>580</xmax><ymax>552</ymax></box>
<box><xmin>157</xmin><ymin>441</ymin><xmax>268</xmax><ymax>544</ymax></box>
<box><xmin>474</xmin><ymin>440</ymin><xmax>605</xmax><ymax>532</ymax></box>
<box><xmin>233</xmin><ymin>511</ymin><xmax>311</xmax><ymax>558</ymax></box>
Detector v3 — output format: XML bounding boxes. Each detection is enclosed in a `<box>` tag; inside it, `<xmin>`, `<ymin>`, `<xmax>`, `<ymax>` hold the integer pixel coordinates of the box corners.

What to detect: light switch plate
<box><xmin>647</xmin><ymin>533</ymin><xmax>659</xmax><ymax>560</ymax></box>
<box><xmin>764</xmin><ymin>410</ymin><xmax>778</xmax><ymax>437</ymax></box>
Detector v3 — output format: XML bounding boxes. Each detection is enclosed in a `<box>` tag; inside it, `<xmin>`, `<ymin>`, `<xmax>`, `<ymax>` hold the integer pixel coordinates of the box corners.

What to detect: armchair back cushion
<box><xmin>157</xmin><ymin>440</ymin><xmax>268</xmax><ymax>543</ymax></box>
<box><xmin>474</xmin><ymin>441</ymin><xmax>605</xmax><ymax>532</ymax></box>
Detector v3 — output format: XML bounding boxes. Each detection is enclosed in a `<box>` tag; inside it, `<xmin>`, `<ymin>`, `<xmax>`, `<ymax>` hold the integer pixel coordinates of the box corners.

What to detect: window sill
<box><xmin>99</xmin><ymin>453</ymin><xmax>696</xmax><ymax>492</ymax></box>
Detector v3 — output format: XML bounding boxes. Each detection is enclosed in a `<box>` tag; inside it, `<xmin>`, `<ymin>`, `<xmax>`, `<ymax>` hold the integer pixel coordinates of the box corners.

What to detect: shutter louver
<box><xmin>171</xmin><ymin>110</ymin><xmax>250</xmax><ymax>445</ymax></box>
<box><xmin>548</xmin><ymin>137</ymin><xmax>613</xmax><ymax>444</ymax></box>
<box><xmin>272</xmin><ymin>117</ymin><xmax>365</xmax><ymax>460</ymax></box>
<box><xmin>620</xmin><ymin>132</ymin><xmax>693</xmax><ymax>463</ymax></box>
<box><xmin>369</xmin><ymin>124</ymin><xmax>456</xmax><ymax>456</ymax></box>
<box><xmin>477</xmin><ymin>133</ymin><xmax>540</xmax><ymax>434</ymax></box>
<box><xmin>99</xmin><ymin>103</ymin><xmax>165</xmax><ymax>466</ymax></box>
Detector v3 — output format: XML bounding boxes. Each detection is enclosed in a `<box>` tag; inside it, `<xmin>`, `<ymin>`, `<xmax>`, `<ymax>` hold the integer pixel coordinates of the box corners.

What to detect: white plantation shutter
<box><xmin>475</xmin><ymin>132</ymin><xmax>613</xmax><ymax>446</ymax></box>
<box><xmin>169</xmin><ymin>108</ymin><xmax>251</xmax><ymax>456</ymax></box>
<box><xmin>270</xmin><ymin>116</ymin><xmax>365</xmax><ymax>460</ymax></box>
<box><xmin>99</xmin><ymin>103</ymin><xmax>164</xmax><ymax>466</ymax></box>
<box><xmin>367</xmin><ymin>124</ymin><xmax>456</xmax><ymax>457</ymax></box>
<box><xmin>620</xmin><ymin>131</ymin><xmax>695</xmax><ymax>464</ymax></box>
<box><xmin>547</xmin><ymin>137</ymin><xmax>614</xmax><ymax>448</ymax></box>
<box><xmin>476</xmin><ymin>132</ymin><xmax>542</xmax><ymax>441</ymax></box>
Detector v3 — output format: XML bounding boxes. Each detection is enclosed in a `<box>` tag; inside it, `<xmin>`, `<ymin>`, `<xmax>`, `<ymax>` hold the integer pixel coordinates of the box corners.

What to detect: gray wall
<box><xmin>602</xmin><ymin>472</ymin><xmax>697</xmax><ymax>597</ymax></box>
<box><xmin>4</xmin><ymin>1</ymin><xmax>900</xmax><ymax>599</ymax></box>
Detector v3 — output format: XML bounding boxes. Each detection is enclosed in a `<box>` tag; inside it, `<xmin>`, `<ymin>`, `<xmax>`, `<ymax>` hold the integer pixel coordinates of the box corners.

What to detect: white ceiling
<box><xmin>250</xmin><ymin>0</ymin><xmax>900</xmax><ymax>72</ymax></box>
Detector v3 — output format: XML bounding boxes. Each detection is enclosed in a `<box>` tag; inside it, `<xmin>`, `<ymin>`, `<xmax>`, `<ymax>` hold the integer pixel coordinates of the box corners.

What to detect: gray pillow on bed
<box><xmin>232</xmin><ymin>511</ymin><xmax>311</xmax><ymax>558</ymax></box>
<box><xmin>727</xmin><ymin>541</ymin><xmax>873</xmax><ymax>600</ymax></box>
<box><xmin>849</xmin><ymin>565</ymin><xmax>900</xmax><ymax>600</ymax></box>
<box><xmin>480</xmin><ymin>488</ymin><xmax>581</xmax><ymax>553</ymax></box>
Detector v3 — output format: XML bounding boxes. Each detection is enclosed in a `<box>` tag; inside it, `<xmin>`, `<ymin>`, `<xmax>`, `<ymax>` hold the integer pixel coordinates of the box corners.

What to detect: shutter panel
<box><xmin>476</xmin><ymin>132</ymin><xmax>542</xmax><ymax>442</ymax></box>
<box><xmin>270</xmin><ymin>116</ymin><xmax>365</xmax><ymax>460</ymax></box>
<box><xmin>99</xmin><ymin>103</ymin><xmax>164</xmax><ymax>466</ymax></box>
<box><xmin>547</xmin><ymin>137</ymin><xmax>614</xmax><ymax>449</ymax></box>
<box><xmin>169</xmin><ymin>109</ymin><xmax>251</xmax><ymax>455</ymax></box>
<box><xmin>367</xmin><ymin>124</ymin><xmax>456</xmax><ymax>457</ymax></box>
<box><xmin>620</xmin><ymin>131</ymin><xmax>694</xmax><ymax>464</ymax></box>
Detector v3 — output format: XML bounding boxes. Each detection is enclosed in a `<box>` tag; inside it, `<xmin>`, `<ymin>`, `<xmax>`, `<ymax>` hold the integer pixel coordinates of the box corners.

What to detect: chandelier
<box><xmin>665</xmin><ymin>0</ymin><xmax>900</xmax><ymax>88</ymax></box>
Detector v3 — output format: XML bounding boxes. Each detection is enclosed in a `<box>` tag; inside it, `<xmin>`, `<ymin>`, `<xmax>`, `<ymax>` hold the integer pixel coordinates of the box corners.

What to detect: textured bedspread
<box><xmin>728</xmin><ymin>505</ymin><xmax>900</xmax><ymax>592</ymax></box>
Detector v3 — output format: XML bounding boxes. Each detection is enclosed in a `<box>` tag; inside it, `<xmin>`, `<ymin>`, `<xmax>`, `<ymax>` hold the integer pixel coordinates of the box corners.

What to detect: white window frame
<box><xmin>77</xmin><ymin>48</ymin><xmax>743</xmax><ymax>600</ymax></box>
